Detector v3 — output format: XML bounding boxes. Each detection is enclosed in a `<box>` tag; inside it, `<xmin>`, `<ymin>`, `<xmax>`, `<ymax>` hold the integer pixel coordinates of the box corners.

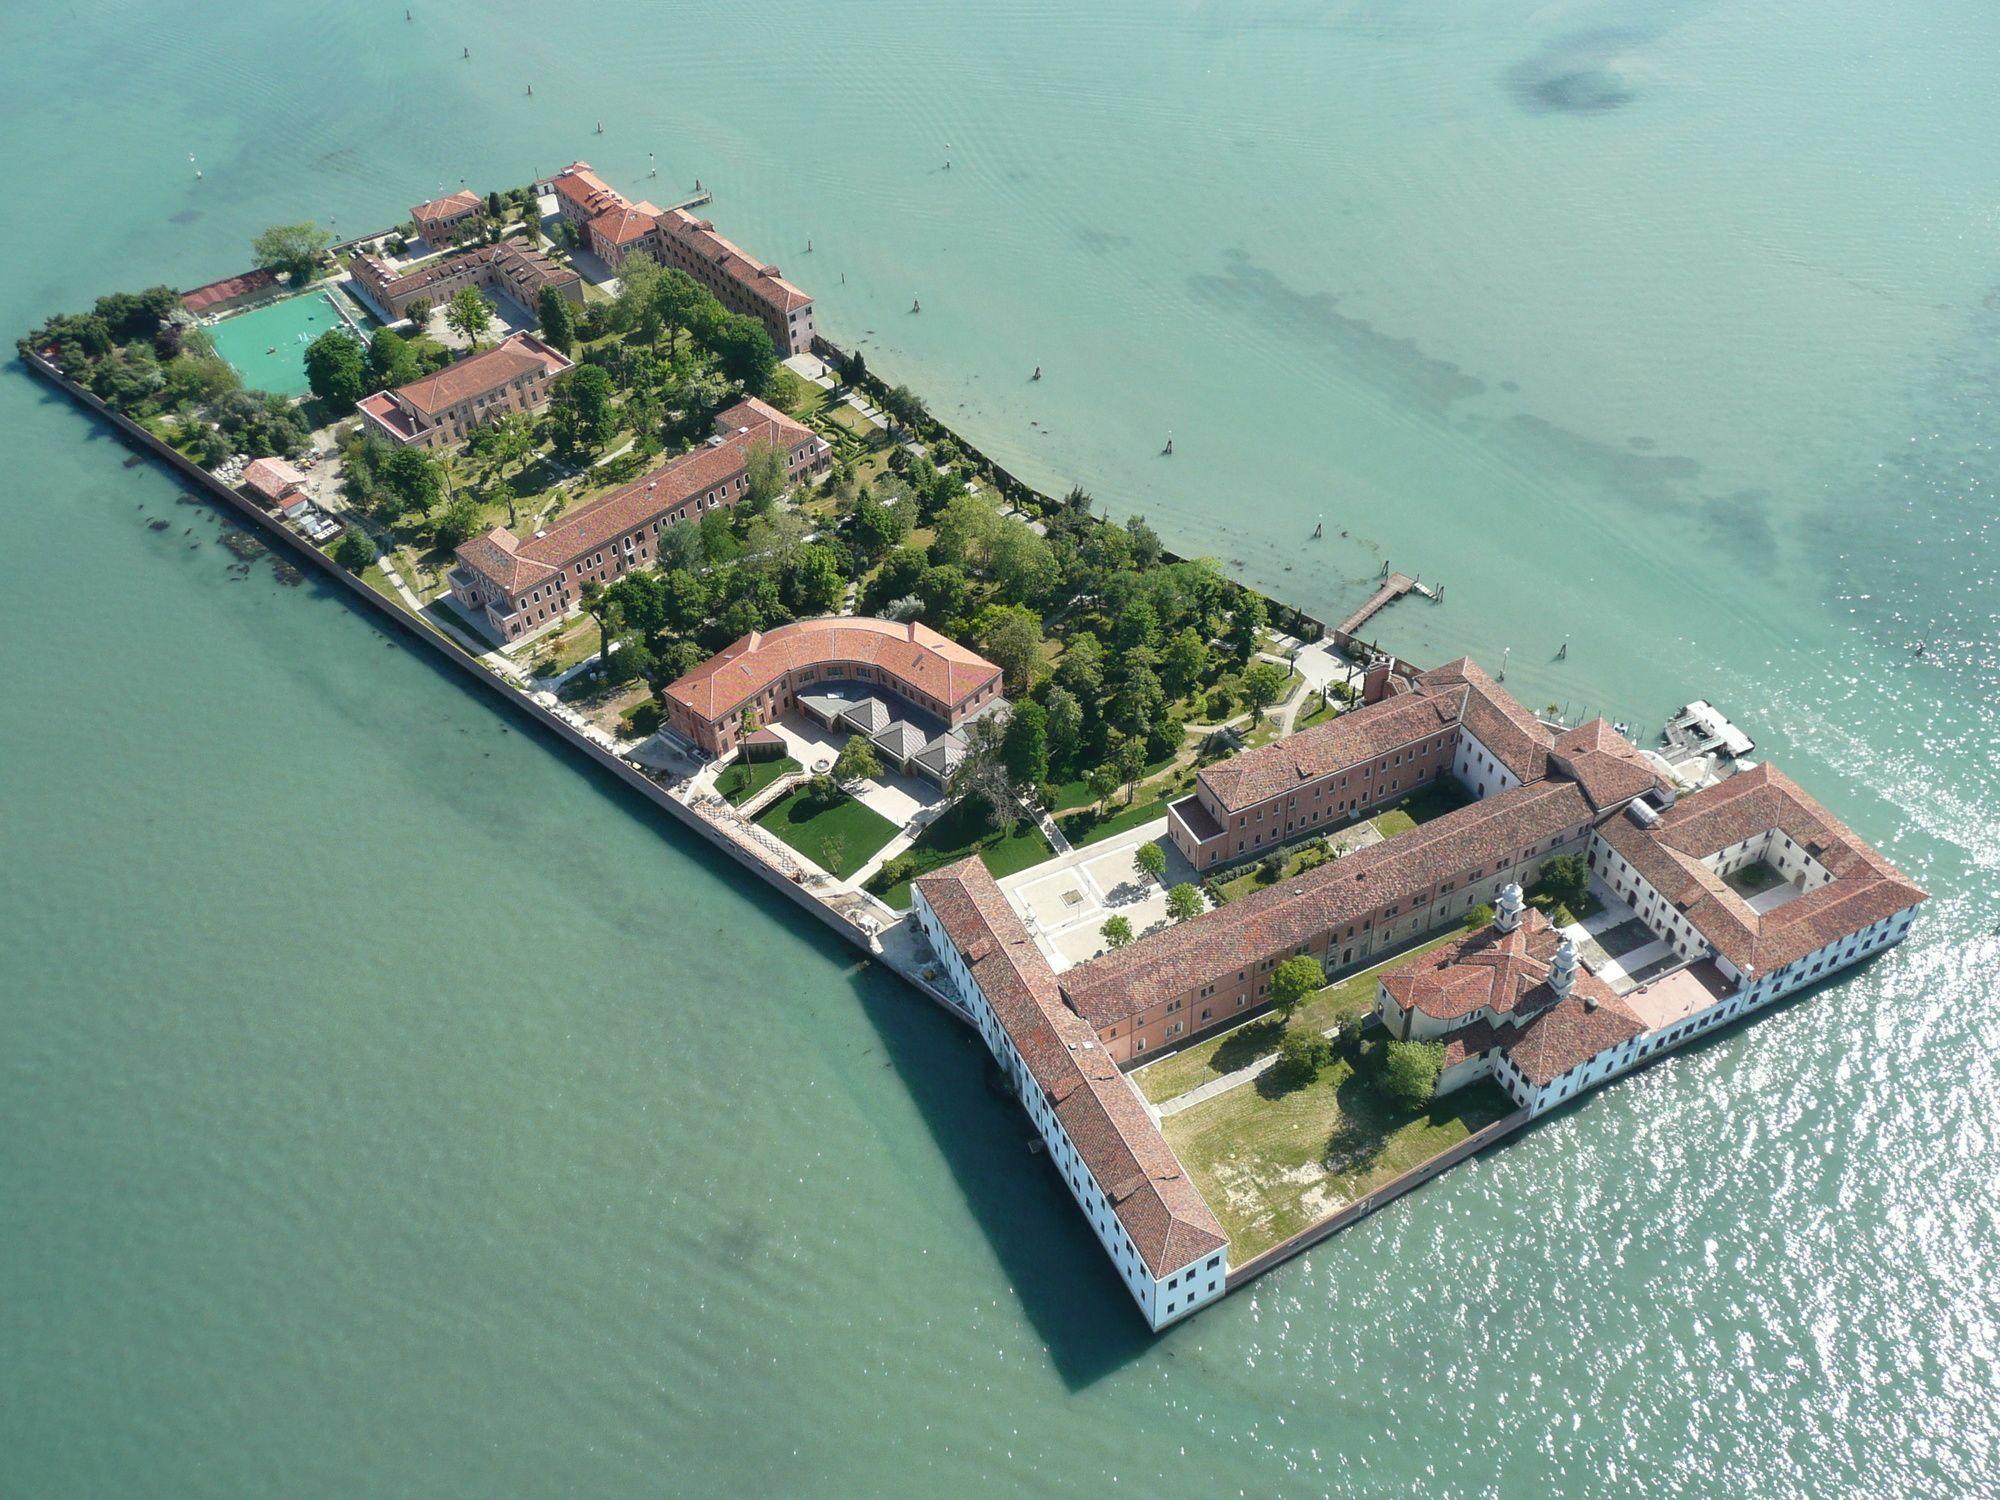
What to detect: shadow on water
<box><xmin>840</xmin><ymin>961</ymin><xmax>1156</xmax><ymax>1389</ymax></box>
<box><xmin>1501</xmin><ymin>28</ymin><xmax>1652</xmax><ymax>115</ymax></box>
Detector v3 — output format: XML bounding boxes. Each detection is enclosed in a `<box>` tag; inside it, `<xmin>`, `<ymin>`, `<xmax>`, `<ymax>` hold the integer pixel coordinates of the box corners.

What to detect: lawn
<box><xmin>717</xmin><ymin>755</ymin><xmax>802</xmax><ymax>806</ymax></box>
<box><xmin>754</xmin><ymin>785</ymin><xmax>899</xmax><ymax>878</ymax></box>
<box><xmin>1162</xmin><ymin>1050</ymin><xmax>1516</xmax><ymax>1260</ymax></box>
<box><xmin>871</xmin><ymin>798</ymin><xmax>1054</xmax><ymax>909</ymax></box>
<box><xmin>1132</xmin><ymin>925</ymin><xmax>1470</xmax><ymax>1106</ymax></box>
<box><xmin>1058</xmin><ymin>793</ymin><xmax>1174</xmax><ymax>848</ymax></box>
<box><xmin>1370</xmin><ymin>779</ymin><xmax>1473</xmax><ymax>839</ymax></box>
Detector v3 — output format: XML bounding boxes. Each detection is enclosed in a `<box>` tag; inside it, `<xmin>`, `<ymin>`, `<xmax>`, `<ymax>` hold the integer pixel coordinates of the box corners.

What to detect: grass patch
<box><xmin>1059</xmin><ymin>793</ymin><xmax>1173</xmax><ymax>847</ymax></box>
<box><xmin>872</xmin><ymin>798</ymin><xmax>1055</xmax><ymax>909</ymax></box>
<box><xmin>1371</xmin><ymin>779</ymin><xmax>1472</xmax><ymax>839</ymax></box>
<box><xmin>717</xmin><ymin>755</ymin><xmax>801</xmax><ymax>806</ymax></box>
<box><xmin>1132</xmin><ymin>926</ymin><xmax>1469</xmax><ymax>1106</ymax></box>
<box><xmin>1163</xmin><ymin>1049</ymin><xmax>1515</xmax><ymax>1260</ymax></box>
<box><xmin>754</xmin><ymin>785</ymin><xmax>898</xmax><ymax>878</ymax></box>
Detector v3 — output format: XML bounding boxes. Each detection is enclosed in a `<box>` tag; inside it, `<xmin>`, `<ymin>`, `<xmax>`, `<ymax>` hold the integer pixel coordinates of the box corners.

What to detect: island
<box><xmin>18</xmin><ymin>160</ymin><xmax>1928</xmax><ymax>1333</ymax></box>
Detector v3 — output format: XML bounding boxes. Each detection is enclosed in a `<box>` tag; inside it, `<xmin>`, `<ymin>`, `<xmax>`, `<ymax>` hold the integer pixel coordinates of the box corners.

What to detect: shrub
<box><xmin>1382</xmin><ymin>1039</ymin><xmax>1445</xmax><ymax>1109</ymax></box>
<box><xmin>1463</xmin><ymin>902</ymin><xmax>1495</xmax><ymax>931</ymax></box>
<box><xmin>1276</xmin><ymin>1029</ymin><xmax>1333</xmax><ymax>1082</ymax></box>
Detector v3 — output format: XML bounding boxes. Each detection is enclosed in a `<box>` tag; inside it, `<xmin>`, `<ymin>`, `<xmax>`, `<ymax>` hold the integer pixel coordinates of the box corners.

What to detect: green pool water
<box><xmin>205</xmin><ymin>291</ymin><xmax>370</xmax><ymax>398</ymax></box>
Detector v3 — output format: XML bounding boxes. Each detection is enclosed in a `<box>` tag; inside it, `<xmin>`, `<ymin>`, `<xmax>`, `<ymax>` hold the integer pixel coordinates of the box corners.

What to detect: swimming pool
<box><xmin>205</xmin><ymin>290</ymin><xmax>374</xmax><ymax>399</ymax></box>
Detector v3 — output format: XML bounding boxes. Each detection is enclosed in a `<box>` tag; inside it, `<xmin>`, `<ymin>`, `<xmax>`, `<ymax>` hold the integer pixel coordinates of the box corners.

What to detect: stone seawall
<box><xmin>19</xmin><ymin>350</ymin><xmax>972</xmax><ymax>1016</ymax></box>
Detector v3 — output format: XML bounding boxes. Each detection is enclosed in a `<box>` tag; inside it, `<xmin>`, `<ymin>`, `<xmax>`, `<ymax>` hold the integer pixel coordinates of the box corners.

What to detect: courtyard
<box><xmin>996</xmin><ymin>818</ymin><xmax>1201</xmax><ymax>969</ymax></box>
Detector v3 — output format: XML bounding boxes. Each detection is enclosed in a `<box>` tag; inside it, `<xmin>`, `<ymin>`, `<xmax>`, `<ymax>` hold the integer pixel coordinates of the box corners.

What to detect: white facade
<box><xmin>1451</xmin><ymin>730</ymin><xmax>1523</xmax><ymax>801</ymax></box>
<box><xmin>911</xmin><ymin>888</ymin><xmax>1228</xmax><ymax>1330</ymax></box>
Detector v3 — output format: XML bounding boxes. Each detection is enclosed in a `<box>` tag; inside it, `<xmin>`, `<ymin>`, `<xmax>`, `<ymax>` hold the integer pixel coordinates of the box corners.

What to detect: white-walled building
<box><xmin>912</xmin><ymin>858</ymin><xmax>1228</xmax><ymax>1330</ymax></box>
<box><xmin>1377</xmin><ymin>760</ymin><xmax>1927</xmax><ymax>1117</ymax></box>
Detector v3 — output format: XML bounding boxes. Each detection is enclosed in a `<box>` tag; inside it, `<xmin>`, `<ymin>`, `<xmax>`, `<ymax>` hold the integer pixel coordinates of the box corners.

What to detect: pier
<box><xmin>1333</xmin><ymin>571</ymin><xmax>1418</xmax><ymax>641</ymax></box>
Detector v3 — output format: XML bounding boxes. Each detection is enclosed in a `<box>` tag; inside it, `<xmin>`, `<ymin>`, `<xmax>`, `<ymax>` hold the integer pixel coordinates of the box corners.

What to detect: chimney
<box><xmin>1494</xmin><ymin>882</ymin><xmax>1525</xmax><ymax>933</ymax></box>
<box><xmin>1362</xmin><ymin>661</ymin><xmax>1391</xmax><ymax>704</ymax></box>
<box><xmin>746</xmin><ymin>630</ymin><xmax>762</xmax><ymax>650</ymax></box>
<box><xmin>1551</xmin><ymin>938</ymin><xmax>1580</xmax><ymax>1002</ymax></box>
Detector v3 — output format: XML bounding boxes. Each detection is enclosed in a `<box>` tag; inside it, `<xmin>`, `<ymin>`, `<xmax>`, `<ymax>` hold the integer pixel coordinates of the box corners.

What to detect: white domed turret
<box><xmin>1494</xmin><ymin>883</ymin><xmax>1526</xmax><ymax>933</ymax></box>
<box><xmin>1551</xmin><ymin>938</ymin><xmax>1581</xmax><ymax>1002</ymax></box>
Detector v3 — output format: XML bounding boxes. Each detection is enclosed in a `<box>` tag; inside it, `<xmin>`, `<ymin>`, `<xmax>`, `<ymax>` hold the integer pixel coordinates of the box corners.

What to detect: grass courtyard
<box><xmin>717</xmin><ymin>755</ymin><xmax>801</xmax><ymax>807</ymax></box>
<box><xmin>1132</xmin><ymin>925</ymin><xmax>1469</xmax><ymax>1106</ymax></box>
<box><xmin>1162</xmin><ymin>1051</ymin><xmax>1516</xmax><ymax>1261</ymax></box>
<box><xmin>754</xmin><ymin>785</ymin><xmax>898</xmax><ymax>879</ymax></box>
<box><xmin>870</xmin><ymin>799</ymin><xmax>1054</xmax><ymax>909</ymax></box>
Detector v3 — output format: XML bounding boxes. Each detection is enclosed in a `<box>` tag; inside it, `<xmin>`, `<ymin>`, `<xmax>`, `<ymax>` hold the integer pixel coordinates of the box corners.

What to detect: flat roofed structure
<box><xmin>662</xmin><ymin>617</ymin><xmax>1003</xmax><ymax>757</ymax></box>
<box><xmin>911</xmin><ymin>857</ymin><xmax>1227</xmax><ymax>1329</ymax></box>
<box><xmin>449</xmin><ymin>397</ymin><xmax>828</xmax><ymax>641</ymax></box>
<box><xmin>356</xmin><ymin>331</ymin><xmax>572</xmax><ymax>451</ymax></box>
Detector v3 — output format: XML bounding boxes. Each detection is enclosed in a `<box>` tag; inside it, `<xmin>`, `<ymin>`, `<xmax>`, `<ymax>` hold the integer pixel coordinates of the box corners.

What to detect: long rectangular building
<box><xmin>448</xmin><ymin>397</ymin><xmax>828</xmax><ymax>642</ymax></box>
<box><xmin>912</xmin><ymin>858</ymin><xmax>1228</xmax><ymax>1331</ymax></box>
<box><xmin>347</xmin><ymin>242</ymin><xmax>581</xmax><ymax>324</ymax></box>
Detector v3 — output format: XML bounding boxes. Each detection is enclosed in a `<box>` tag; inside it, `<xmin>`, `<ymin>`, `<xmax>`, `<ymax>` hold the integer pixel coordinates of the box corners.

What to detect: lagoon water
<box><xmin>4</xmin><ymin>1</ymin><xmax>1997</xmax><ymax>1493</ymax></box>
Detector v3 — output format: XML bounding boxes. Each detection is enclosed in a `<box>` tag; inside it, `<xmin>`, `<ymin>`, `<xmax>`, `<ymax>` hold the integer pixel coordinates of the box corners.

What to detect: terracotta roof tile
<box><xmin>1197</xmin><ymin>692</ymin><xmax>1459</xmax><ymax>813</ymax></box>
<box><xmin>914</xmin><ymin>858</ymin><xmax>1227</xmax><ymax>1277</ymax></box>
<box><xmin>654</xmin><ymin>207</ymin><xmax>813</xmax><ymax>313</ymax></box>
<box><xmin>380</xmin><ymin>331</ymin><xmax>571</xmax><ymax>418</ymax></box>
<box><xmin>665</xmin><ymin>617</ymin><xmax>1000</xmax><ymax>728</ymax></box>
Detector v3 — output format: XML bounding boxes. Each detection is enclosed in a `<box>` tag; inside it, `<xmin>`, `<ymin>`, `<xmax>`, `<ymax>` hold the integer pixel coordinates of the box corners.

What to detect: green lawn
<box><xmin>1370</xmin><ymin>779</ymin><xmax>1472</xmax><ymax>839</ymax></box>
<box><xmin>754</xmin><ymin>785</ymin><xmax>898</xmax><ymax>878</ymax></box>
<box><xmin>1162</xmin><ymin>1050</ymin><xmax>1515</xmax><ymax>1260</ymax></box>
<box><xmin>1132</xmin><ymin>925</ymin><xmax>1470</xmax><ymax>1106</ymax></box>
<box><xmin>871</xmin><ymin>798</ymin><xmax>1054</xmax><ymax>909</ymax></box>
<box><xmin>1213</xmin><ymin>843</ymin><xmax>1339</xmax><ymax>904</ymax></box>
<box><xmin>1058</xmin><ymin>793</ymin><xmax>1174</xmax><ymax>848</ymax></box>
<box><xmin>717</xmin><ymin>755</ymin><xmax>801</xmax><ymax>806</ymax></box>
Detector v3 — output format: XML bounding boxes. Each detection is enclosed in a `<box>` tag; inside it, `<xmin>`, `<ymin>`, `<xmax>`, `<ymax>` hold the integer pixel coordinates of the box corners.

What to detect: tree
<box><xmin>850</xmin><ymin>489</ymin><xmax>911</xmax><ymax>560</ymax></box>
<box><xmin>1165</xmin><ymin>883</ymin><xmax>1205</xmax><ymax>923</ymax></box>
<box><xmin>1269</xmin><ymin>955</ymin><xmax>1326</xmax><ymax>1019</ymax></box>
<box><xmin>1042</xmin><ymin>685</ymin><xmax>1083</xmax><ymax>770</ymax></box>
<box><xmin>538</xmin><ymin>286</ymin><xmax>577</xmax><ymax>354</ymax></box>
<box><xmin>713</xmin><ymin>314</ymin><xmax>777</xmax><ymax>394</ymax></box>
<box><xmin>1100</xmin><ymin>915</ymin><xmax>1134</xmax><ymax>950</ymax></box>
<box><xmin>547</xmin><ymin>365</ymin><xmax>617</xmax><ymax>456</ymax></box>
<box><xmin>301</xmin><ymin>328</ymin><xmax>366</xmax><ymax>411</ymax></box>
<box><xmin>579</xmin><ymin>581</ymin><xmax>621</xmax><ymax>672</ymax></box>
<box><xmin>1117</xmin><ymin>736</ymin><xmax>1147</xmax><ymax>804</ymax></box>
<box><xmin>433</xmin><ymin>494</ymin><xmax>483</xmax><ymax>550</ymax></box>
<box><xmin>1056</xmin><ymin>633</ymin><xmax>1106</xmax><ymax>703</ymax></box>
<box><xmin>992</xmin><ymin>524</ymin><xmax>1059</xmax><ymax>606</ymax></box>
<box><xmin>1001</xmin><ymin>702</ymin><xmax>1049</xmax><ymax>790</ymax></box>
<box><xmin>332</xmin><ymin>527</ymin><xmax>374</xmax><ymax>572</ymax></box>
<box><xmin>1463</xmin><ymin>902</ymin><xmax>1496</xmax><ymax>931</ymax></box>
<box><xmin>365</xmin><ymin>326</ymin><xmax>421</xmax><ymax>389</ymax></box>
<box><xmin>445</xmin><ymin>287</ymin><xmax>495</xmax><ymax>349</ymax></box>
<box><xmin>1277</xmin><ymin>1030</ymin><xmax>1334</xmax><ymax>1083</ymax></box>
<box><xmin>1227</xmin><ymin>593</ymin><xmax>1268</xmax><ymax>661</ymax></box>
<box><xmin>1133</xmin><ymin>840</ymin><xmax>1167</xmax><ymax>886</ymax></box>
<box><xmin>949</xmin><ymin>715</ymin><xmax>1020</xmax><ymax>836</ymax></box>
<box><xmin>882</xmin><ymin>383</ymin><xmax>927</xmax><ymax>439</ymax></box>
<box><xmin>743</xmin><ymin>438</ymin><xmax>788</xmax><ymax>516</ymax></box>
<box><xmin>1536</xmin><ymin>853</ymin><xmax>1591</xmax><ymax>908</ymax></box>
<box><xmin>834</xmin><ymin>735</ymin><xmax>882</xmax><ymax>784</ymax></box>
<box><xmin>840</xmin><ymin>347</ymin><xmax>867</xmax><ymax>385</ymax></box>
<box><xmin>1115</xmin><ymin>598</ymin><xmax>1160</xmax><ymax>652</ymax></box>
<box><xmin>655</xmin><ymin>270</ymin><xmax>706</xmax><ymax>357</ymax></box>
<box><xmin>252</xmin><ymin>222</ymin><xmax>330</xmax><ymax>283</ymax></box>
<box><xmin>975</xmin><ymin>604</ymin><xmax>1043</xmax><ymax>695</ymax></box>
<box><xmin>1383</xmin><ymin>1039</ymin><xmax>1445</xmax><ymax>1109</ymax></box>
<box><xmin>476</xmin><ymin>411</ymin><xmax>536</xmax><ymax>525</ymax></box>
<box><xmin>915</xmin><ymin>564</ymin><xmax>970</xmax><ymax>631</ymax></box>
<box><xmin>1162</xmin><ymin>627</ymin><xmax>1209</xmax><ymax>699</ymax></box>
<box><xmin>379</xmin><ymin>445</ymin><xmax>441</xmax><ymax>520</ymax></box>
<box><xmin>1086</xmin><ymin>764</ymin><xmax>1120</xmax><ymax>814</ymax></box>
<box><xmin>1241</xmin><ymin>660</ymin><xmax>1289</xmax><ymax>721</ymax></box>
<box><xmin>402</xmin><ymin>296</ymin><xmax>433</xmax><ymax>333</ymax></box>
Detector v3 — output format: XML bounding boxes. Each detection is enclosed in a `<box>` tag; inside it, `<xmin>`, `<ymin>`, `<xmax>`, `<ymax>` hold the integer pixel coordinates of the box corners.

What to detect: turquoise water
<box><xmin>3</xmin><ymin>1</ymin><xmax>1997</xmax><ymax>1495</ymax></box>
<box><xmin>204</xmin><ymin>292</ymin><xmax>361</xmax><ymax>397</ymax></box>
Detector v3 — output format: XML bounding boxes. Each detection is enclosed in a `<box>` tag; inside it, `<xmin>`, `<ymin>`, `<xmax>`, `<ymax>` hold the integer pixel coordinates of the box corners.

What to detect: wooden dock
<box><xmin>1334</xmin><ymin>571</ymin><xmax>1417</xmax><ymax>640</ymax></box>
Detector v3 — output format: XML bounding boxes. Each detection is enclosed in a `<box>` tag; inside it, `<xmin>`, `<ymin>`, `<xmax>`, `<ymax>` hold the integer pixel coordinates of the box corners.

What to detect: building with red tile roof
<box><xmin>547</xmin><ymin>162</ymin><xmax>627</xmax><ymax>226</ymax></box>
<box><xmin>356</xmin><ymin>331</ymin><xmax>572</xmax><ymax>452</ymax></box>
<box><xmin>587</xmin><ymin>201</ymin><xmax>665</xmax><ymax>266</ymax></box>
<box><xmin>347</xmin><ymin>243</ymin><xmax>581</xmax><ymax>324</ymax></box>
<box><xmin>640</xmin><ymin>207</ymin><xmax>817</xmax><ymax>356</ymax></box>
<box><xmin>447</xmin><ymin>397</ymin><xmax>830</xmax><ymax>642</ymax></box>
<box><xmin>240</xmin><ymin>457</ymin><xmax>306</xmax><ymax>506</ymax></box>
<box><xmin>180</xmin><ymin>268</ymin><xmax>280</xmax><ymax>317</ymax></box>
<box><xmin>911</xmin><ymin>857</ymin><xmax>1228</xmax><ymax>1329</ymax></box>
<box><xmin>662</xmin><ymin>615</ymin><xmax>1001</xmax><ymax>756</ymax></box>
<box><xmin>409</xmin><ymin>190</ymin><xmax>483</xmax><ymax>246</ymax></box>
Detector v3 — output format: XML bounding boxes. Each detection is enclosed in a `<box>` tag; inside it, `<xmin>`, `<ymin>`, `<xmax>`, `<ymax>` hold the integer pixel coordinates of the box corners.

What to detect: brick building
<box><xmin>347</xmin><ymin>243</ymin><xmax>582</xmax><ymax>324</ymax></box>
<box><xmin>409</xmin><ymin>190</ymin><xmax>483</xmax><ymax>246</ymax></box>
<box><xmin>448</xmin><ymin>398</ymin><xmax>829</xmax><ymax>643</ymax></box>
<box><xmin>356</xmin><ymin>331</ymin><xmax>572</xmax><ymax>451</ymax></box>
